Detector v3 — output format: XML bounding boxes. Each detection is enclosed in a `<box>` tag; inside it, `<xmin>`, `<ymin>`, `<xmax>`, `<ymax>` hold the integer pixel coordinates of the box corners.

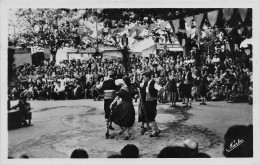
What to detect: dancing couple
<box><xmin>98</xmin><ymin>71</ymin><xmax>135</xmax><ymax>140</ymax></box>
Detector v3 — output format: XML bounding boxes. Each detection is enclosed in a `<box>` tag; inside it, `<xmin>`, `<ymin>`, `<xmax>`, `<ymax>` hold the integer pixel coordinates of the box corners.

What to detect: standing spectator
<box><xmin>166</xmin><ymin>74</ymin><xmax>177</xmax><ymax>107</ymax></box>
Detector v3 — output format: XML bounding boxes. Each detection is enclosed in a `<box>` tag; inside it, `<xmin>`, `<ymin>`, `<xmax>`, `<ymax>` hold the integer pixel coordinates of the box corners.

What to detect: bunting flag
<box><xmin>148</xmin><ymin>23</ymin><xmax>158</xmax><ymax>35</ymax></box>
<box><xmin>225</xmin><ymin>28</ymin><xmax>233</xmax><ymax>34</ymax></box>
<box><xmin>194</xmin><ymin>13</ymin><xmax>204</xmax><ymax>29</ymax></box>
<box><xmin>136</xmin><ymin>25</ymin><xmax>148</xmax><ymax>36</ymax></box>
<box><xmin>223</xmin><ymin>8</ymin><xmax>234</xmax><ymax>21</ymax></box>
<box><xmin>114</xmin><ymin>28</ymin><xmax>127</xmax><ymax>34</ymax></box>
<box><xmin>184</xmin><ymin>16</ymin><xmax>193</xmax><ymax>28</ymax></box>
<box><xmin>234</xmin><ymin>44</ymin><xmax>239</xmax><ymax>51</ymax></box>
<box><xmin>238</xmin><ymin>8</ymin><xmax>248</xmax><ymax>22</ymax></box>
<box><xmin>204</xmin><ymin>29</ymin><xmax>211</xmax><ymax>38</ymax></box>
<box><xmin>182</xmin><ymin>38</ymin><xmax>186</xmax><ymax>47</ymax></box>
<box><xmin>207</xmin><ymin>10</ymin><xmax>219</xmax><ymax>27</ymax></box>
<box><xmin>160</xmin><ymin>21</ymin><xmax>169</xmax><ymax>30</ymax></box>
<box><xmin>111</xmin><ymin>20</ymin><xmax>117</xmax><ymax>27</ymax></box>
<box><xmin>171</xmin><ymin>19</ymin><xmax>180</xmax><ymax>33</ymax></box>
<box><xmin>225</xmin><ymin>42</ymin><xmax>231</xmax><ymax>51</ymax></box>
<box><xmin>185</xmin><ymin>22</ymin><xmax>192</xmax><ymax>38</ymax></box>
<box><xmin>129</xmin><ymin>25</ymin><xmax>139</xmax><ymax>36</ymax></box>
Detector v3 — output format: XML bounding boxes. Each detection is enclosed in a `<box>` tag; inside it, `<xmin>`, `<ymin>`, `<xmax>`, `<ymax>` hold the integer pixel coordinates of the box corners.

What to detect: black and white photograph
<box><xmin>0</xmin><ymin>0</ymin><xmax>260</xmax><ymax>165</ymax></box>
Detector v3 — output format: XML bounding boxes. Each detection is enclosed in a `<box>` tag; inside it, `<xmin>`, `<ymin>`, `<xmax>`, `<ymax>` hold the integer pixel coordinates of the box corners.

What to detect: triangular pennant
<box><xmin>225</xmin><ymin>28</ymin><xmax>233</xmax><ymax>34</ymax></box>
<box><xmin>225</xmin><ymin>42</ymin><xmax>231</xmax><ymax>51</ymax></box>
<box><xmin>234</xmin><ymin>44</ymin><xmax>239</xmax><ymax>51</ymax></box>
<box><xmin>148</xmin><ymin>23</ymin><xmax>158</xmax><ymax>35</ymax></box>
<box><xmin>207</xmin><ymin>10</ymin><xmax>219</xmax><ymax>27</ymax></box>
<box><xmin>222</xmin><ymin>8</ymin><xmax>234</xmax><ymax>21</ymax></box>
<box><xmin>111</xmin><ymin>20</ymin><xmax>117</xmax><ymax>27</ymax></box>
<box><xmin>238</xmin><ymin>8</ymin><xmax>248</xmax><ymax>22</ymax></box>
<box><xmin>185</xmin><ymin>22</ymin><xmax>192</xmax><ymax>38</ymax></box>
<box><xmin>160</xmin><ymin>21</ymin><xmax>169</xmax><ymax>30</ymax></box>
<box><xmin>194</xmin><ymin>13</ymin><xmax>204</xmax><ymax>29</ymax></box>
<box><xmin>184</xmin><ymin>16</ymin><xmax>193</xmax><ymax>28</ymax></box>
<box><xmin>129</xmin><ymin>25</ymin><xmax>139</xmax><ymax>36</ymax></box>
<box><xmin>204</xmin><ymin>29</ymin><xmax>211</xmax><ymax>38</ymax></box>
<box><xmin>136</xmin><ymin>25</ymin><xmax>148</xmax><ymax>36</ymax></box>
<box><xmin>114</xmin><ymin>28</ymin><xmax>126</xmax><ymax>33</ymax></box>
<box><xmin>171</xmin><ymin>19</ymin><xmax>180</xmax><ymax>33</ymax></box>
<box><xmin>182</xmin><ymin>38</ymin><xmax>186</xmax><ymax>47</ymax></box>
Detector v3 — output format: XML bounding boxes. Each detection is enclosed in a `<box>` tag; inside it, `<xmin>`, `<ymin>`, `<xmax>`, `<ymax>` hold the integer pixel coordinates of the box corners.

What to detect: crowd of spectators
<box><xmin>9</xmin><ymin>45</ymin><xmax>253</xmax><ymax>105</ymax></box>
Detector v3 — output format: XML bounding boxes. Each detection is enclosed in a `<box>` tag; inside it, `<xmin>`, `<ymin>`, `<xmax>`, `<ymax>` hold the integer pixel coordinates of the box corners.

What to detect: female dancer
<box><xmin>109</xmin><ymin>76</ymin><xmax>135</xmax><ymax>140</ymax></box>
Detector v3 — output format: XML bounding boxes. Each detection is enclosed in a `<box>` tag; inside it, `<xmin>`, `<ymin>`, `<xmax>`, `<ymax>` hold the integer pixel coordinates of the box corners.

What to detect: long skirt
<box><xmin>110</xmin><ymin>101</ymin><xmax>135</xmax><ymax>128</ymax></box>
<box><xmin>183</xmin><ymin>84</ymin><xmax>192</xmax><ymax>98</ymax></box>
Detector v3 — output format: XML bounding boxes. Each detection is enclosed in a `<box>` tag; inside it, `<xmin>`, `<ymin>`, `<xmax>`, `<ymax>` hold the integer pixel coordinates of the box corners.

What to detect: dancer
<box><xmin>137</xmin><ymin>84</ymin><xmax>151</xmax><ymax>135</ymax></box>
<box><xmin>183</xmin><ymin>66</ymin><xmax>193</xmax><ymax>108</ymax></box>
<box><xmin>138</xmin><ymin>71</ymin><xmax>164</xmax><ymax>137</ymax></box>
<box><xmin>200</xmin><ymin>70</ymin><xmax>208</xmax><ymax>105</ymax></box>
<box><xmin>96</xmin><ymin>71</ymin><xmax>117</xmax><ymax>139</ymax></box>
<box><xmin>109</xmin><ymin>76</ymin><xmax>135</xmax><ymax>140</ymax></box>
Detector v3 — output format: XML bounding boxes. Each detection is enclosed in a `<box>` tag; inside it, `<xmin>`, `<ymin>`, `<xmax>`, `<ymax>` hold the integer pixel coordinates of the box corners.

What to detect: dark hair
<box><xmin>19</xmin><ymin>154</ymin><xmax>29</xmax><ymax>159</ymax></box>
<box><xmin>123</xmin><ymin>76</ymin><xmax>132</xmax><ymax>94</ymax></box>
<box><xmin>195</xmin><ymin>152</ymin><xmax>211</xmax><ymax>158</ymax></box>
<box><xmin>70</xmin><ymin>149</ymin><xmax>89</xmax><ymax>158</ymax></box>
<box><xmin>107</xmin><ymin>154</ymin><xmax>123</xmax><ymax>158</ymax></box>
<box><xmin>223</xmin><ymin>125</ymin><xmax>253</xmax><ymax>157</ymax></box>
<box><xmin>157</xmin><ymin>146</ymin><xmax>193</xmax><ymax>158</ymax></box>
<box><xmin>121</xmin><ymin>144</ymin><xmax>139</xmax><ymax>158</ymax></box>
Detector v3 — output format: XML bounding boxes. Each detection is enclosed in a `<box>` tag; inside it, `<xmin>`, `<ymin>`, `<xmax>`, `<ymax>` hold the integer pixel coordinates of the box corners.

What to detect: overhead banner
<box><xmin>129</xmin><ymin>25</ymin><xmax>139</xmax><ymax>36</ymax></box>
<box><xmin>171</xmin><ymin>19</ymin><xmax>180</xmax><ymax>33</ymax></box>
<box><xmin>207</xmin><ymin>10</ymin><xmax>219</xmax><ymax>27</ymax></box>
<box><xmin>238</xmin><ymin>8</ymin><xmax>248</xmax><ymax>22</ymax></box>
<box><xmin>184</xmin><ymin>16</ymin><xmax>193</xmax><ymax>28</ymax></box>
<box><xmin>136</xmin><ymin>25</ymin><xmax>148</xmax><ymax>36</ymax></box>
<box><xmin>223</xmin><ymin>8</ymin><xmax>234</xmax><ymax>21</ymax></box>
<box><xmin>194</xmin><ymin>13</ymin><xmax>204</xmax><ymax>29</ymax></box>
<box><xmin>160</xmin><ymin>21</ymin><xmax>169</xmax><ymax>30</ymax></box>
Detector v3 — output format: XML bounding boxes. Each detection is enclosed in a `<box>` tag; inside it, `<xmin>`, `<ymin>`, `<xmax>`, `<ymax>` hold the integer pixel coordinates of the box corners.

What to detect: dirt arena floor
<box><xmin>8</xmin><ymin>99</ymin><xmax>252</xmax><ymax>158</ymax></box>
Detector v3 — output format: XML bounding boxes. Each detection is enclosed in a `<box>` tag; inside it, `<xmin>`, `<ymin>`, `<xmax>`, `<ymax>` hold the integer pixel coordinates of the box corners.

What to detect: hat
<box><xmin>142</xmin><ymin>71</ymin><xmax>151</xmax><ymax>77</ymax></box>
<box><xmin>108</xmin><ymin>71</ymin><xmax>115</xmax><ymax>76</ymax></box>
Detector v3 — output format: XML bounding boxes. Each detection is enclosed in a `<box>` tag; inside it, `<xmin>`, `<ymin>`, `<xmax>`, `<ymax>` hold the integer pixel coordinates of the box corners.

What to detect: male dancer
<box><xmin>140</xmin><ymin>71</ymin><xmax>164</xmax><ymax>137</ymax></box>
<box><xmin>97</xmin><ymin>71</ymin><xmax>117</xmax><ymax>139</ymax></box>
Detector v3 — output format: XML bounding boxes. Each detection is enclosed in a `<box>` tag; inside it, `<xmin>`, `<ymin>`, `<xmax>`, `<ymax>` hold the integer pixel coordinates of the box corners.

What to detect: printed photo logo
<box><xmin>226</xmin><ymin>139</ymin><xmax>244</xmax><ymax>153</ymax></box>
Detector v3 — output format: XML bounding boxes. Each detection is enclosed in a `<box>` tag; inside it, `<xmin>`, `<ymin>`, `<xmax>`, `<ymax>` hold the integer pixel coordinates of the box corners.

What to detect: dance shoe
<box><xmin>108</xmin><ymin>125</ymin><xmax>114</xmax><ymax>130</ymax></box>
<box><xmin>119</xmin><ymin>130</ymin><xmax>125</xmax><ymax>135</ymax></box>
<box><xmin>123</xmin><ymin>135</ymin><xmax>131</xmax><ymax>140</ymax></box>
<box><xmin>105</xmin><ymin>133</ymin><xmax>110</xmax><ymax>139</ymax></box>
<box><xmin>149</xmin><ymin>130</ymin><xmax>161</xmax><ymax>137</ymax></box>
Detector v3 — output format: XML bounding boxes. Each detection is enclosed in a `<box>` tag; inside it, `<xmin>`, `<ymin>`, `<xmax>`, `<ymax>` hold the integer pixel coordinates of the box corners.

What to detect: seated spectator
<box><xmin>10</xmin><ymin>93</ymin><xmax>32</xmax><ymax>127</ymax></box>
<box><xmin>223</xmin><ymin>125</ymin><xmax>253</xmax><ymax>157</ymax></box>
<box><xmin>157</xmin><ymin>146</ymin><xmax>192</xmax><ymax>158</ymax></box>
<box><xmin>19</xmin><ymin>154</ymin><xmax>29</xmax><ymax>159</ymax></box>
<box><xmin>107</xmin><ymin>154</ymin><xmax>123</xmax><ymax>158</ymax></box>
<box><xmin>70</xmin><ymin>148</ymin><xmax>89</xmax><ymax>158</ymax></box>
<box><xmin>53</xmin><ymin>81</ymin><xmax>65</xmax><ymax>100</ymax></box>
<box><xmin>120</xmin><ymin>144</ymin><xmax>139</xmax><ymax>158</ymax></box>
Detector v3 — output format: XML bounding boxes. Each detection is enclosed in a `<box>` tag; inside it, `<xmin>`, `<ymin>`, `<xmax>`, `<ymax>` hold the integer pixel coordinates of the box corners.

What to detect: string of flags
<box><xmin>101</xmin><ymin>8</ymin><xmax>251</xmax><ymax>39</ymax></box>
